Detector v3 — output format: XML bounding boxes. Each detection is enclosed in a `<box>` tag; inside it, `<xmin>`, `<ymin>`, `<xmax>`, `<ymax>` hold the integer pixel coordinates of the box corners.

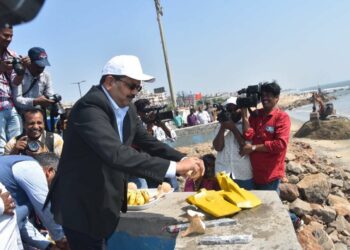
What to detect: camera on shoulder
<box><xmin>143</xmin><ymin>105</ymin><xmax>174</xmax><ymax>123</ymax></box>
<box><xmin>236</xmin><ymin>83</ymin><xmax>262</xmax><ymax>108</ymax></box>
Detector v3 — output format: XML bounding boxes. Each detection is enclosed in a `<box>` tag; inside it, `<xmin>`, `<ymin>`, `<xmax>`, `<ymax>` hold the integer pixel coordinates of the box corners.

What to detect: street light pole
<box><xmin>154</xmin><ymin>0</ymin><xmax>177</xmax><ymax>108</ymax></box>
<box><xmin>71</xmin><ymin>80</ymin><xmax>86</xmax><ymax>98</ymax></box>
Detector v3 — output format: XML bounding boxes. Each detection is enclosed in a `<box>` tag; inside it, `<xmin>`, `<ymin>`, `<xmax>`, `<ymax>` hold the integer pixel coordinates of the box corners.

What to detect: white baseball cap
<box><xmin>101</xmin><ymin>55</ymin><xmax>155</xmax><ymax>82</ymax></box>
<box><xmin>223</xmin><ymin>96</ymin><xmax>237</xmax><ymax>105</ymax></box>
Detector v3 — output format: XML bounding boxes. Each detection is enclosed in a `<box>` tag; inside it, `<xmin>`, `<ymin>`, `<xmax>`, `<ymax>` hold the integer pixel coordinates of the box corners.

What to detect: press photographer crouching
<box><xmin>4</xmin><ymin>108</ymin><xmax>63</xmax><ymax>156</ymax></box>
<box><xmin>213</xmin><ymin>97</ymin><xmax>254</xmax><ymax>190</ymax></box>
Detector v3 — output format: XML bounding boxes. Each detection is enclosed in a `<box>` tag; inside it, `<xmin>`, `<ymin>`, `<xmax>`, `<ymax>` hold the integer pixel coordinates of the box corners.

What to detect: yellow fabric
<box><xmin>186</xmin><ymin>172</ymin><xmax>262</xmax><ymax>217</ymax></box>
<box><xmin>186</xmin><ymin>189</ymin><xmax>241</xmax><ymax>218</ymax></box>
<box><xmin>216</xmin><ymin>172</ymin><xmax>261</xmax><ymax>208</ymax></box>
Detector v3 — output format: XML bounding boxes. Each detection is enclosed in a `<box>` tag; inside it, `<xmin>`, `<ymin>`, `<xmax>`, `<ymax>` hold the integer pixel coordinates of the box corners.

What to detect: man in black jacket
<box><xmin>48</xmin><ymin>55</ymin><xmax>204</xmax><ymax>249</ymax></box>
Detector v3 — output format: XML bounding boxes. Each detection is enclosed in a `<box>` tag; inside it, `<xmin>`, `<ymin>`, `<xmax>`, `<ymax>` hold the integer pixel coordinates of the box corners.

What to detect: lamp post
<box><xmin>71</xmin><ymin>80</ymin><xmax>86</xmax><ymax>98</ymax></box>
<box><xmin>154</xmin><ymin>0</ymin><xmax>176</xmax><ymax>108</ymax></box>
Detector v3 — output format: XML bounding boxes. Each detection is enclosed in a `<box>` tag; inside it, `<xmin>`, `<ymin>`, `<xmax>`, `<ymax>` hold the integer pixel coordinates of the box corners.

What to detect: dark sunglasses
<box><xmin>119</xmin><ymin>79</ymin><xmax>142</xmax><ymax>92</ymax></box>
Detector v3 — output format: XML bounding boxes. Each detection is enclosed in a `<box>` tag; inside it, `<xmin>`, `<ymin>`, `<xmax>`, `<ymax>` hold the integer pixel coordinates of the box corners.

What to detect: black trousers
<box><xmin>63</xmin><ymin>227</ymin><xmax>108</xmax><ymax>250</ymax></box>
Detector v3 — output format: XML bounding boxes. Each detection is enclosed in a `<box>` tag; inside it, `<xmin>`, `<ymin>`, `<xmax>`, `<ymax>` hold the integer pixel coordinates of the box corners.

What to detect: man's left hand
<box><xmin>240</xmin><ymin>143</ymin><xmax>254</xmax><ymax>156</ymax></box>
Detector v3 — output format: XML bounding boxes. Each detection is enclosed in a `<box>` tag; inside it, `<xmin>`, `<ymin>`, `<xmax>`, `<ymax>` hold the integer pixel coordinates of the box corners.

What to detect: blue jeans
<box><xmin>128</xmin><ymin>177</ymin><xmax>148</xmax><ymax>189</ymax></box>
<box><xmin>255</xmin><ymin>179</ymin><xmax>281</xmax><ymax>194</ymax></box>
<box><xmin>234</xmin><ymin>178</ymin><xmax>254</xmax><ymax>190</ymax></box>
<box><xmin>0</xmin><ymin>107</ymin><xmax>22</xmax><ymax>154</ymax></box>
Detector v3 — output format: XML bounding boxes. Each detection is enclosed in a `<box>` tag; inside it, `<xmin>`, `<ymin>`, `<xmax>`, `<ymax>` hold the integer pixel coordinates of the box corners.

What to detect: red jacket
<box><xmin>244</xmin><ymin>108</ymin><xmax>290</xmax><ymax>184</ymax></box>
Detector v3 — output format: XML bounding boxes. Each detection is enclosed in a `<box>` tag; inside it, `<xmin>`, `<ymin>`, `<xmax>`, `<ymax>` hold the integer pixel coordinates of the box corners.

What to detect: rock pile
<box><xmin>294</xmin><ymin>117</ymin><xmax>350</xmax><ymax>140</ymax></box>
<box><xmin>282</xmin><ymin>141</ymin><xmax>350</xmax><ymax>249</ymax></box>
<box><xmin>176</xmin><ymin>139</ymin><xmax>350</xmax><ymax>248</ymax></box>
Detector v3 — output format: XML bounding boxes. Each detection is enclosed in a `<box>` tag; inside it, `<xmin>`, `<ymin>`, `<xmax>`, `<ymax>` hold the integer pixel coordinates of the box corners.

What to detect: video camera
<box><xmin>143</xmin><ymin>105</ymin><xmax>174</xmax><ymax>123</ymax></box>
<box><xmin>236</xmin><ymin>84</ymin><xmax>262</xmax><ymax>108</ymax></box>
<box><xmin>215</xmin><ymin>104</ymin><xmax>235</xmax><ymax>123</ymax></box>
<box><xmin>46</xmin><ymin>94</ymin><xmax>65</xmax><ymax>117</ymax></box>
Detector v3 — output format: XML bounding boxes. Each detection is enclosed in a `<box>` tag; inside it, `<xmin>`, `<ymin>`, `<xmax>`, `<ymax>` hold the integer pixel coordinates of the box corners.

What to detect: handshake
<box><xmin>175</xmin><ymin>157</ymin><xmax>205</xmax><ymax>181</ymax></box>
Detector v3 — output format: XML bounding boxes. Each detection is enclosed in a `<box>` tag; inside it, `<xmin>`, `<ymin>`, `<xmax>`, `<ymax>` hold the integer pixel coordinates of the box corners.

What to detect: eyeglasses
<box><xmin>119</xmin><ymin>79</ymin><xmax>142</xmax><ymax>92</ymax></box>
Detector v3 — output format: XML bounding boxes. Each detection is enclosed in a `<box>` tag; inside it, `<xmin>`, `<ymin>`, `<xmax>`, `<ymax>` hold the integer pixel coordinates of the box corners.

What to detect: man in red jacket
<box><xmin>240</xmin><ymin>81</ymin><xmax>290</xmax><ymax>192</ymax></box>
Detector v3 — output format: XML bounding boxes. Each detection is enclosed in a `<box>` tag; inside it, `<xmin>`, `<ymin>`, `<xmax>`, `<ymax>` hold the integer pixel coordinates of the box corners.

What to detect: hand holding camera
<box><xmin>33</xmin><ymin>95</ymin><xmax>55</xmax><ymax>107</ymax></box>
<box><xmin>13</xmin><ymin>136</ymin><xmax>28</xmax><ymax>154</ymax></box>
<box><xmin>13</xmin><ymin>135</ymin><xmax>44</xmax><ymax>155</ymax></box>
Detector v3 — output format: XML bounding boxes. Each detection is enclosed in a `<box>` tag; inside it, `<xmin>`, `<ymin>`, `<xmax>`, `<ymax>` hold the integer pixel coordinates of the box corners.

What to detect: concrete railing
<box><xmin>169</xmin><ymin>122</ymin><xmax>219</xmax><ymax>148</ymax></box>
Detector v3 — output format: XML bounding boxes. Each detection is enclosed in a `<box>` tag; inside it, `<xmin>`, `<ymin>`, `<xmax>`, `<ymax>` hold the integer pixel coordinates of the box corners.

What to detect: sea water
<box><xmin>286</xmin><ymin>89</ymin><xmax>350</xmax><ymax>122</ymax></box>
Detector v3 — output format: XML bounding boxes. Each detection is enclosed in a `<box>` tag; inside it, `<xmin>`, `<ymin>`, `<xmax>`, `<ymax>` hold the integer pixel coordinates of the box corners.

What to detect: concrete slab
<box><xmin>113</xmin><ymin>191</ymin><xmax>301</xmax><ymax>250</ymax></box>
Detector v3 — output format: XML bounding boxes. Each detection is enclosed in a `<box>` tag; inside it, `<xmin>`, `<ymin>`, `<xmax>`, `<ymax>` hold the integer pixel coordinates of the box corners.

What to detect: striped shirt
<box><xmin>0</xmin><ymin>49</ymin><xmax>17</xmax><ymax>111</ymax></box>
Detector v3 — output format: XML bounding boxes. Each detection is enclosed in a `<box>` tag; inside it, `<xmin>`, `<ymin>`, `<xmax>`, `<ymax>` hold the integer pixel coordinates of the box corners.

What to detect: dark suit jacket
<box><xmin>49</xmin><ymin>85</ymin><xmax>184</xmax><ymax>239</ymax></box>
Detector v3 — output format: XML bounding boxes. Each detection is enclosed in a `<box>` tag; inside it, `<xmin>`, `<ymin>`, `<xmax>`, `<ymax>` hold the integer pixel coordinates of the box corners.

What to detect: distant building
<box><xmin>138</xmin><ymin>88</ymin><xmax>169</xmax><ymax>106</ymax></box>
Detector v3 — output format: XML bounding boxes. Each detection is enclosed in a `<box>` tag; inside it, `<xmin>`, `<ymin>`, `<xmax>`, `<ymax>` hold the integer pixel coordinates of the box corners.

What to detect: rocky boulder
<box><xmin>289</xmin><ymin>198</ymin><xmax>312</xmax><ymax>216</ymax></box>
<box><xmin>310</xmin><ymin>203</ymin><xmax>337</xmax><ymax>224</ymax></box>
<box><xmin>327</xmin><ymin>194</ymin><xmax>350</xmax><ymax>216</ymax></box>
<box><xmin>297</xmin><ymin>173</ymin><xmax>330</xmax><ymax>204</ymax></box>
<box><xmin>286</xmin><ymin>161</ymin><xmax>305</xmax><ymax>175</ymax></box>
<box><xmin>279</xmin><ymin>183</ymin><xmax>299</xmax><ymax>202</ymax></box>
<box><xmin>297</xmin><ymin>226</ymin><xmax>323</xmax><ymax>250</ymax></box>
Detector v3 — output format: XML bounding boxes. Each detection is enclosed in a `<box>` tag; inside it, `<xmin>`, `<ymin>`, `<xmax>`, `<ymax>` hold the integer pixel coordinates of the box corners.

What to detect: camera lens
<box><xmin>27</xmin><ymin>141</ymin><xmax>40</xmax><ymax>152</ymax></box>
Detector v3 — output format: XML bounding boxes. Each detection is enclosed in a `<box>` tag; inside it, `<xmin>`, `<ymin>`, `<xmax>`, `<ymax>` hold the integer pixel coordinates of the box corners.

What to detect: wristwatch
<box><xmin>252</xmin><ymin>145</ymin><xmax>256</xmax><ymax>151</ymax></box>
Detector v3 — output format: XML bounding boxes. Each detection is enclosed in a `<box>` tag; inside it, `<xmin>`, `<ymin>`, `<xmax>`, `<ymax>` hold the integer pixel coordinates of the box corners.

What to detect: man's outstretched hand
<box><xmin>176</xmin><ymin>157</ymin><xmax>205</xmax><ymax>181</ymax></box>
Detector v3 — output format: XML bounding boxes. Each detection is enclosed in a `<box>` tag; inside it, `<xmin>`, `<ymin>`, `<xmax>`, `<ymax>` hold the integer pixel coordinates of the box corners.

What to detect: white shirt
<box><xmin>102</xmin><ymin>86</ymin><xmax>129</xmax><ymax>142</ymax></box>
<box><xmin>214</xmin><ymin>122</ymin><xmax>253</xmax><ymax>180</ymax></box>
<box><xmin>197</xmin><ymin>110</ymin><xmax>211</xmax><ymax>124</ymax></box>
<box><xmin>12</xmin><ymin>69</ymin><xmax>54</xmax><ymax>111</ymax></box>
<box><xmin>0</xmin><ymin>182</ymin><xmax>24</xmax><ymax>250</ymax></box>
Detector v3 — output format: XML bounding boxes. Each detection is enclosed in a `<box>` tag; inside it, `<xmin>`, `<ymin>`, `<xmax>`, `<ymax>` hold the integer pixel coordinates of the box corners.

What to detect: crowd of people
<box><xmin>174</xmin><ymin>104</ymin><xmax>216</xmax><ymax>128</ymax></box>
<box><xmin>0</xmin><ymin>21</ymin><xmax>293</xmax><ymax>249</ymax></box>
<box><xmin>0</xmin><ymin>34</ymin><xmax>205</xmax><ymax>249</ymax></box>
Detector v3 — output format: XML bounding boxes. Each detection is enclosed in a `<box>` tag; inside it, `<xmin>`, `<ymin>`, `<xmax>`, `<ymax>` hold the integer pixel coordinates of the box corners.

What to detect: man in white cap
<box><xmin>212</xmin><ymin>96</ymin><xmax>253</xmax><ymax>189</ymax></box>
<box><xmin>47</xmin><ymin>55</ymin><xmax>205</xmax><ymax>249</ymax></box>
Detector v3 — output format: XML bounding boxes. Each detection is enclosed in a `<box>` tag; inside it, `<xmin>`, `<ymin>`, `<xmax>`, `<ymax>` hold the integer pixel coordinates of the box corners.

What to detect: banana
<box><xmin>135</xmin><ymin>190</ymin><xmax>145</xmax><ymax>205</ymax></box>
<box><xmin>141</xmin><ymin>190</ymin><xmax>150</xmax><ymax>203</ymax></box>
<box><xmin>128</xmin><ymin>190</ymin><xmax>136</xmax><ymax>205</ymax></box>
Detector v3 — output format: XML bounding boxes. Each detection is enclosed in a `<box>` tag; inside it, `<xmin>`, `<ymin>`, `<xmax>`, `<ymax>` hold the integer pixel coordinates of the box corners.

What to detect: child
<box><xmin>184</xmin><ymin>154</ymin><xmax>220</xmax><ymax>192</ymax></box>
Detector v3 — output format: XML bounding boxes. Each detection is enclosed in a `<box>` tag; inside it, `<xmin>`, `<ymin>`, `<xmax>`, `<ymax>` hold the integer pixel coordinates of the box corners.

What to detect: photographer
<box><xmin>4</xmin><ymin>109</ymin><xmax>63</xmax><ymax>156</ymax></box>
<box><xmin>212</xmin><ymin>97</ymin><xmax>253</xmax><ymax>190</ymax></box>
<box><xmin>12</xmin><ymin>47</ymin><xmax>55</xmax><ymax>113</ymax></box>
<box><xmin>0</xmin><ymin>24</ymin><xmax>29</xmax><ymax>155</ymax></box>
<box><xmin>241</xmin><ymin>81</ymin><xmax>290</xmax><ymax>192</ymax></box>
<box><xmin>135</xmin><ymin>98</ymin><xmax>176</xmax><ymax>142</ymax></box>
<box><xmin>134</xmin><ymin>98</ymin><xmax>179</xmax><ymax>190</ymax></box>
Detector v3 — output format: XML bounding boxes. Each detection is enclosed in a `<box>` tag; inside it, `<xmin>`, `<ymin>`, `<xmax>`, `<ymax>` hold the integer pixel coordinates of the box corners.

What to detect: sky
<box><xmin>10</xmin><ymin>0</ymin><xmax>350</xmax><ymax>102</ymax></box>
